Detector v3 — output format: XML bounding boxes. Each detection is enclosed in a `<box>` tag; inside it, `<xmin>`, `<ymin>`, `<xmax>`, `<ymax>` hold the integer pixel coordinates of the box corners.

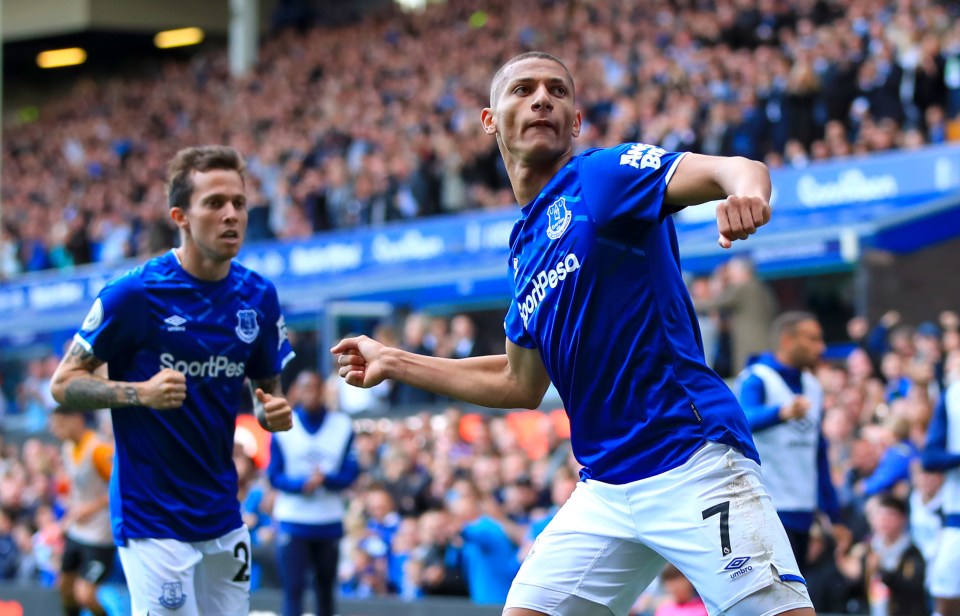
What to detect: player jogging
<box><xmin>333</xmin><ymin>52</ymin><xmax>815</xmax><ymax>616</ymax></box>
<box><xmin>49</xmin><ymin>405</ymin><xmax>115</xmax><ymax>616</ymax></box>
<box><xmin>51</xmin><ymin>145</ymin><xmax>295</xmax><ymax>616</ymax></box>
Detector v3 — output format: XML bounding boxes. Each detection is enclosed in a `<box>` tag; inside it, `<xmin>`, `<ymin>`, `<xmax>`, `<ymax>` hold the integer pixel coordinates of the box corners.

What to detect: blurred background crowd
<box><xmin>2</xmin><ymin>0</ymin><xmax>960</xmax><ymax>614</ymax></box>
<box><xmin>2</xmin><ymin>0</ymin><xmax>960</xmax><ymax>277</ymax></box>
<box><xmin>2</xmin><ymin>291</ymin><xmax>959</xmax><ymax>614</ymax></box>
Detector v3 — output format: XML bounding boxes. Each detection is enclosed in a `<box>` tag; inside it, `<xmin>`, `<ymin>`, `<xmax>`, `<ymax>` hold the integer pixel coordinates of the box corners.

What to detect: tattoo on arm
<box><xmin>64</xmin><ymin>380</ymin><xmax>141</xmax><ymax>410</ymax></box>
<box><xmin>61</xmin><ymin>341</ymin><xmax>141</xmax><ymax>409</ymax></box>
<box><xmin>66</xmin><ymin>341</ymin><xmax>105</xmax><ymax>372</ymax></box>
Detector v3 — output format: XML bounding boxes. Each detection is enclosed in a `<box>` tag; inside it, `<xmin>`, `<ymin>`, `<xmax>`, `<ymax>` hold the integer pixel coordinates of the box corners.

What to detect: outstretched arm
<box><xmin>332</xmin><ymin>336</ymin><xmax>551</xmax><ymax>410</ymax></box>
<box><xmin>50</xmin><ymin>340</ymin><xmax>186</xmax><ymax>410</ymax></box>
<box><xmin>665</xmin><ymin>154</ymin><xmax>772</xmax><ymax>248</ymax></box>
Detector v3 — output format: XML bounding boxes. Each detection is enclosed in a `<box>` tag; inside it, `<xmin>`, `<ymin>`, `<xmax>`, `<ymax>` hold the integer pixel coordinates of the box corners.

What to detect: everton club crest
<box><xmin>159</xmin><ymin>581</ymin><xmax>187</xmax><ymax>609</ymax></box>
<box><xmin>235</xmin><ymin>309</ymin><xmax>260</xmax><ymax>344</ymax></box>
<box><xmin>546</xmin><ymin>197</ymin><xmax>572</xmax><ymax>240</ymax></box>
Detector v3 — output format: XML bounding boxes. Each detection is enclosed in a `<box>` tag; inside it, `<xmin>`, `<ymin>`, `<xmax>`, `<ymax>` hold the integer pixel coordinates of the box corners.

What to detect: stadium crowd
<box><xmin>2</xmin><ymin>0</ymin><xmax>960</xmax><ymax>613</ymax></box>
<box><xmin>3</xmin><ymin>0</ymin><xmax>960</xmax><ymax>277</ymax></box>
<box><xmin>1</xmin><ymin>301</ymin><xmax>958</xmax><ymax>615</ymax></box>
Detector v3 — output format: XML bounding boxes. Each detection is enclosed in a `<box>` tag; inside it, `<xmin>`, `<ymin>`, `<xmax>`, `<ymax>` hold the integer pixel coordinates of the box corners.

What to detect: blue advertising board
<box><xmin>1</xmin><ymin>143</ymin><xmax>959</xmax><ymax>338</ymax></box>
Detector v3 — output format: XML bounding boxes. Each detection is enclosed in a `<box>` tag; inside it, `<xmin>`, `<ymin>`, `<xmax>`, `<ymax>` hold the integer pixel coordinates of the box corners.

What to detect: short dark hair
<box><xmin>53</xmin><ymin>405</ymin><xmax>83</xmax><ymax>415</ymax></box>
<box><xmin>52</xmin><ymin>405</ymin><xmax>92</xmax><ymax>422</ymax></box>
<box><xmin>876</xmin><ymin>494</ymin><xmax>908</xmax><ymax>517</ymax></box>
<box><xmin>166</xmin><ymin>145</ymin><xmax>246</xmax><ymax>210</ymax></box>
<box><xmin>769</xmin><ymin>311</ymin><xmax>817</xmax><ymax>348</ymax></box>
<box><xmin>660</xmin><ymin>563</ymin><xmax>685</xmax><ymax>581</ymax></box>
<box><xmin>489</xmin><ymin>51</ymin><xmax>575</xmax><ymax>106</ymax></box>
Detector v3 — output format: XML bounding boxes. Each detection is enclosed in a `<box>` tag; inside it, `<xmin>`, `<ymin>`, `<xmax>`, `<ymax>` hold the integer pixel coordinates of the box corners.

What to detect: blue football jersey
<box><xmin>73</xmin><ymin>250</ymin><xmax>294</xmax><ymax>544</ymax></box>
<box><xmin>504</xmin><ymin>143</ymin><xmax>759</xmax><ymax>484</ymax></box>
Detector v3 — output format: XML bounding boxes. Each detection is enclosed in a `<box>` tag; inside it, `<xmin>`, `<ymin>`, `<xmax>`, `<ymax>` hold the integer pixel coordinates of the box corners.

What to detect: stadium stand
<box><xmin>2</xmin><ymin>0</ymin><xmax>960</xmax><ymax>614</ymax></box>
<box><xmin>2</xmin><ymin>0</ymin><xmax>960</xmax><ymax>276</ymax></box>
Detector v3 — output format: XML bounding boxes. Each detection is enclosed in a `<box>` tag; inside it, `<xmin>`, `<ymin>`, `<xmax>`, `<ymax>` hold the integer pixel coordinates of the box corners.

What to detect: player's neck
<box><xmin>505</xmin><ymin>151</ymin><xmax>573</xmax><ymax>205</ymax></box>
<box><xmin>773</xmin><ymin>351</ymin><xmax>798</xmax><ymax>370</ymax></box>
<box><xmin>174</xmin><ymin>245</ymin><xmax>231</xmax><ymax>281</ymax></box>
<box><xmin>70</xmin><ymin>430</ymin><xmax>90</xmax><ymax>446</ymax></box>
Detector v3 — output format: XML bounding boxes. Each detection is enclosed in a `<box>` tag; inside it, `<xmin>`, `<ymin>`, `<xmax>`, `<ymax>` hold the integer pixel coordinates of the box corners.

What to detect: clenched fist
<box><xmin>140</xmin><ymin>368</ymin><xmax>187</xmax><ymax>409</ymax></box>
<box><xmin>716</xmin><ymin>195</ymin><xmax>771</xmax><ymax>248</ymax></box>
<box><xmin>779</xmin><ymin>395</ymin><xmax>811</xmax><ymax>422</ymax></box>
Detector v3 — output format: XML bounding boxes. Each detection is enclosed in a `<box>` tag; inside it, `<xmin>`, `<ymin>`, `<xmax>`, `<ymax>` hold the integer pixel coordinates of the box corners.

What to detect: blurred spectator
<box><xmin>387</xmin><ymin>517</ymin><xmax>419</xmax><ymax>598</ymax></box>
<box><xmin>3</xmin><ymin>0</ymin><xmax>960</xmax><ymax>278</ymax></box>
<box><xmin>2</xmin><ymin>281</ymin><xmax>960</xmax><ymax>614</ymax></box>
<box><xmin>838</xmin><ymin>495</ymin><xmax>928</xmax><ymax>616</ymax></box>
<box><xmin>49</xmin><ymin>405</ymin><xmax>115</xmax><ymax>616</ymax></box>
<box><xmin>390</xmin><ymin>314</ymin><xmax>437</xmax><ymax>407</ymax></box>
<box><xmin>12</xmin><ymin>517</ymin><xmax>37</xmax><ymax>583</ymax></box>
<box><xmin>857</xmin><ymin>417</ymin><xmax>920</xmax><ymax>499</ymax></box>
<box><xmin>381</xmin><ymin>449</ymin><xmax>431</xmax><ymax>517</ymax></box>
<box><xmin>360</xmin><ymin>486</ymin><xmax>401</xmax><ymax>579</ymax></box>
<box><xmin>16</xmin><ymin>357</ymin><xmax>58</xmax><ymax>432</ymax></box>
<box><xmin>736</xmin><ymin>311</ymin><xmax>846</xmax><ymax>570</ymax></box>
<box><xmin>802</xmin><ymin>521</ymin><xmax>850</xmax><ymax>614</ymax></box>
<box><xmin>0</xmin><ymin>372</ymin><xmax>10</xmax><ymax>421</ymax></box>
<box><xmin>784</xmin><ymin>55</ymin><xmax>824</xmax><ymax>148</ymax></box>
<box><xmin>269</xmin><ymin>370</ymin><xmax>360</xmax><ymax>616</ymax></box>
<box><xmin>696</xmin><ymin>257</ymin><xmax>777</xmax><ymax>374</ymax></box>
<box><xmin>448</xmin><ymin>480</ymin><xmax>519</xmax><ymax>605</ymax></box>
<box><xmin>448</xmin><ymin>314</ymin><xmax>481</xmax><ymax>359</ymax></box>
<box><xmin>907</xmin><ymin>462</ymin><xmax>943</xmax><ymax>576</ymax></box>
<box><xmin>31</xmin><ymin>504</ymin><xmax>63</xmax><ymax>588</ymax></box>
<box><xmin>408</xmin><ymin>510</ymin><xmax>468</xmax><ymax>598</ymax></box>
<box><xmin>520</xmin><ymin>466</ymin><xmax>577</xmax><ymax>559</ymax></box>
<box><xmin>0</xmin><ymin>509</ymin><xmax>18</xmax><ymax>580</ymax></box>
<box><xmin>690</xmin><ymin>277</ymin><xmax>721</xmax><ymax>370</ymax></box>
<box><xmin>652</xmin><ymin>564</ymin><xmax>707</xmax><ymax>616</ymax></box>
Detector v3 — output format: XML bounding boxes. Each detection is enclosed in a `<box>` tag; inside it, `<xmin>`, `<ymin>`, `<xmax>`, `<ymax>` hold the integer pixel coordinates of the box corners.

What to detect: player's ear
<box><xmin>572</xmin><ymin>110</ymin><xmax>582</xmax><ymax>138</ymax></box>
<box><xmin>481</xmin><ymin>107</ymin><xmax>497</xmax><ymax>135</ymax></box>
<box><xmin>170</xmin><ymin>206</ymin><xmax>189</xmax><ymax>230</ymax></box>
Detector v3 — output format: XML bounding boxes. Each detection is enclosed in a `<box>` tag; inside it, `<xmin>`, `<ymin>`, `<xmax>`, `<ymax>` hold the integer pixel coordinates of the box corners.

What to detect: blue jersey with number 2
<box><xmin>74</xmin><ymin>250</ymin><xmax>294</xmax><ymax>544</ymax></box>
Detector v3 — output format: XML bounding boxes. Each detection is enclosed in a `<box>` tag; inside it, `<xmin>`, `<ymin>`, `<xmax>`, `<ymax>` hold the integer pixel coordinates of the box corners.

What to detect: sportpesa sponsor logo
<box><xmin>517</xmin><ymin>254</ymin><xmax>582</xmax><ymax>327</ymax></box>
<box><xmin>160</xmin><ymin>353</ymin><xmax>245</xmax><ymax>378</ymax></box>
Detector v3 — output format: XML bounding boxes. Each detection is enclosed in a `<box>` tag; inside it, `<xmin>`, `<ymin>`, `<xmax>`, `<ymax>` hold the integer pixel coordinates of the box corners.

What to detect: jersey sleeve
<box><xmin>245</xmin><ymin>281</ymin><xmax>295</xmax><ymax>380</ymax></box>
<box><xmin>579</xmin><ymin>144</ymin><xmax>687</xmax><ymax>228</ymax></box>
<box><xmin>73</xmin><ymin>274</ymin><xmax>145</xmax><ymax>362</ymax></box>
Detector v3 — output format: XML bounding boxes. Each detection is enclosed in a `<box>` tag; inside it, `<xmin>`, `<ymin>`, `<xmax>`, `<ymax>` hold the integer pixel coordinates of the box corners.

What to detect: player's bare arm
<box><xmin>251</xmin><ymin>375</ymin><xmax>293</xmax><ymax>432</ymax></box>
<box><xmin>51</xmin><ymin>340</ymin><xmax>186</xmax><ymax>410</ymax></box>
<box><xmin>664</xmin><ymin>153</ymin><xmax>772</xmax><ymax>248</ymax></box>
<box><xmin>332</xmin><ymin>335</ymin><xmax>551</xmax><ymax>410</ymax></box>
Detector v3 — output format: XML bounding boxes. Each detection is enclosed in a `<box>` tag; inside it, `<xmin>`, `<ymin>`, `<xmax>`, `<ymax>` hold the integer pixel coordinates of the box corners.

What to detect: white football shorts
<box><xmin>118</xmin><ymin>525</ymin><xmax>251</xmax><ymax>616</ymax></box>
<box><xmin>506</xmin><ymin>442</ymin><xmax>812</xmax><ymax>616</ymax></box>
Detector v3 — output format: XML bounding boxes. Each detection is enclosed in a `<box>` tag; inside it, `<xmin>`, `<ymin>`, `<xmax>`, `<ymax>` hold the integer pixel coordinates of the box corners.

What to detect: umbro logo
<box><xmin>726</xmin><ymin>556</ymin><xmax>753</xmax><ymax>580</ymax></box>
<box><xmin>164</xmin><ymin>315</ymin><xmax>188</xmax><ymax>332</ymax></box>
<box><xmin>724</xmin><ymin>557</ymin><xmax>751</xmax><ymax>571</ymax></box>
